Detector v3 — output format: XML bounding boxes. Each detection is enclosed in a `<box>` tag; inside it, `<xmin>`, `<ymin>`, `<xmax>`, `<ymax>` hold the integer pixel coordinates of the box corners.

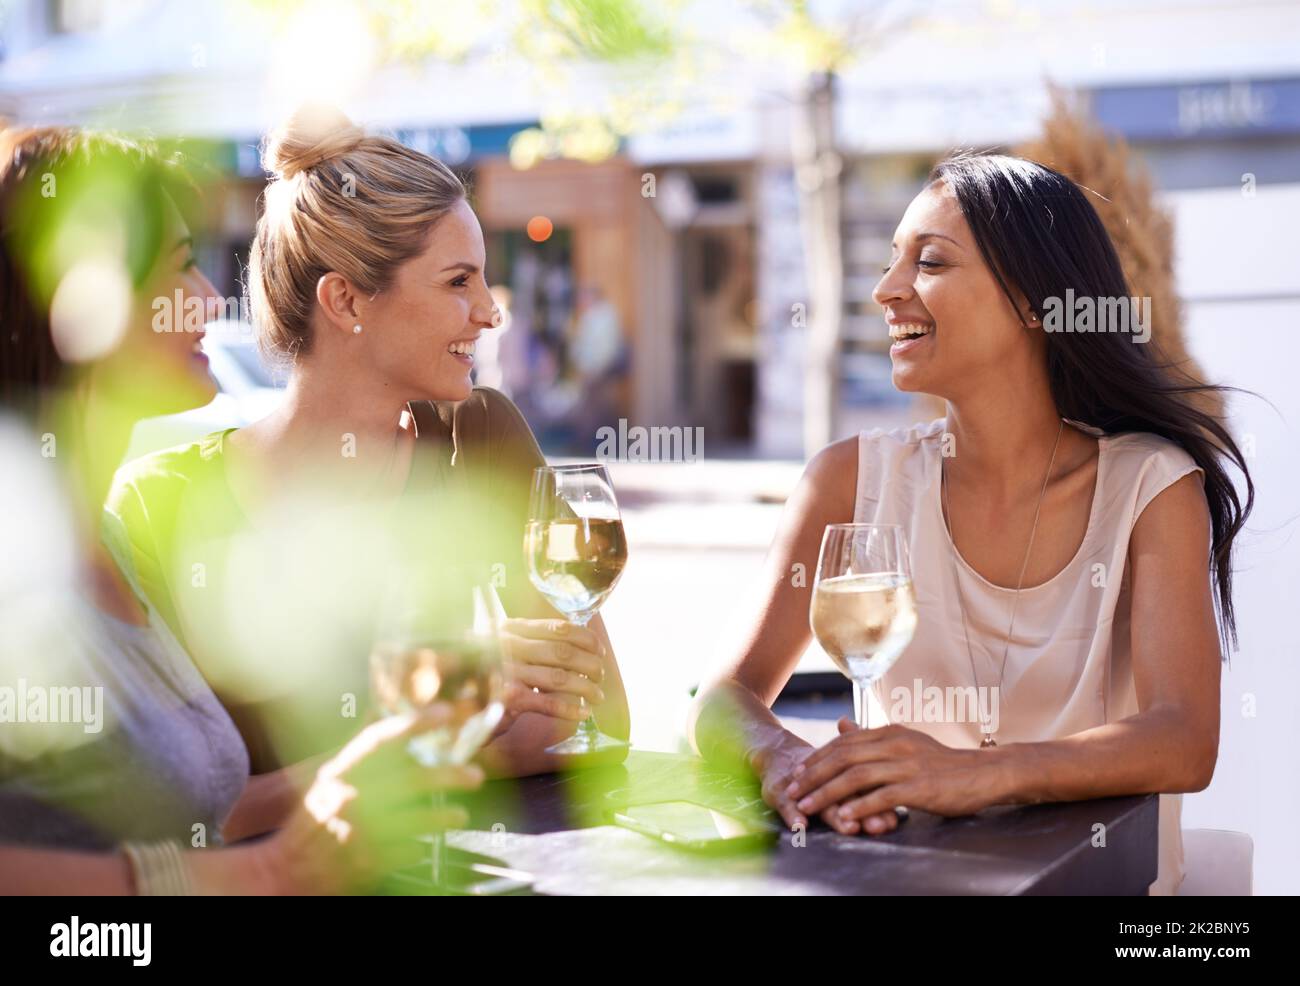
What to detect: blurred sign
<box><xmin>650</xmin><ymin>170</ymin><xmax>697</xmax><ymax>230</ymax></box>
<box><xmin>391</xmin><ymin>123</ymin><xmax>536</xmax><ymax>164</ymax></box>
<box><xmin>628</xmin><ymin>109</ymin><xmax>759</xmax><ymax>165</ymax></box>
<box><xmin>225</xmin><ymin>122</ymin><xmax>537</xmax><ymax>176</ymax></box>
<box><xmin>1090</xmin><ymin>77</ymin><xmax>1300</xmax><ymax>140</ymax></box>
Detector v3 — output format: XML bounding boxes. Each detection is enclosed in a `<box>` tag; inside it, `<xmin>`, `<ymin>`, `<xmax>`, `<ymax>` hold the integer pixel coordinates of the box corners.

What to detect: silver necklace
<box><xmin>941</xmin><ymin>417</ymin><xmax>1065</xmax><ymax>748</ymax></box>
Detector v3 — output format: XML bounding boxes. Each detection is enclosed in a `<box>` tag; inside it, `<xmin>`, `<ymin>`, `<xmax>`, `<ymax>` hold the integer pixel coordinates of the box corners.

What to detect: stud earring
<box><xmin>352</xmin><ymin>323</ymin><xmax>362</xmax><ymax>334</ymax></box>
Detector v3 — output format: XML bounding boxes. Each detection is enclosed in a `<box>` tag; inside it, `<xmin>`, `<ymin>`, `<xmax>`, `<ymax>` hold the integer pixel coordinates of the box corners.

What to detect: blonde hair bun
<box><xmin>263</xmin><ymin>104</ymin><xmax>366</xmax><ymax>179</ymax></box>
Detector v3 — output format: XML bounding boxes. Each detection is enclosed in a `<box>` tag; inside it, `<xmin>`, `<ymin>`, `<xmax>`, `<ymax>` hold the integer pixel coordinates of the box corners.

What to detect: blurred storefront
<box><xmin>736</xmin><ymin>71</ymin><xmax>1300</xmax><ymax>458</ymax></box>
<box><xmin>102</xmin><ymin>123</ymin><xmax>660</xmax><ymax>456</ymax></box>
<box><xmin>3</xmin><ymin>0</ymin><xmax>1298</xmax><ymax>459</ymax></box>
<box><xmin>472</xmin><ymin>155</ymin><xmax>647</xmax><ymax>452</ymax></box>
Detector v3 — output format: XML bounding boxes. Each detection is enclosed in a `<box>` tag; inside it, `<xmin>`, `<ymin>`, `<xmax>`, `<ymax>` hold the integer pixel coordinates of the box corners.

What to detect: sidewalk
<box><xmin>592</xmin><ymin>457</ymin><xmax>838</xmax><ymax>752</ymax></box>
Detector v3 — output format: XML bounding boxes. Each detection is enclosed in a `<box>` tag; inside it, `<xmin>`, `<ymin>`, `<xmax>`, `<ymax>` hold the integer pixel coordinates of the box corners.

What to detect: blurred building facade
<box><xmin>1</xmin><ymin>0</ymin><xmax>1297</xmax><ymax>459</ymax></box>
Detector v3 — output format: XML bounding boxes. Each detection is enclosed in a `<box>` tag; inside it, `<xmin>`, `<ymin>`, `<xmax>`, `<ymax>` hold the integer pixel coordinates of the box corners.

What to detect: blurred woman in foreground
<box><xmin>0</xmin><ymin>126</ymin><xmax>479</xmax><ymax>893</ymax></box>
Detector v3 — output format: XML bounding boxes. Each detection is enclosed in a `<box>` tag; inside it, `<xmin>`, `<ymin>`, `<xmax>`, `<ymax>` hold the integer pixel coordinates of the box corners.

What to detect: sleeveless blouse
<box><xmin>852</xmin><ymin>416</ymin><xmax>1206</xmax><ymax>896</ymax></box>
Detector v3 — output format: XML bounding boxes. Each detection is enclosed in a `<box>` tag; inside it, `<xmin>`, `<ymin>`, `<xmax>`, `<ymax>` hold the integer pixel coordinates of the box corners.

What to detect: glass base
<box><xmin>545</xmin><ymin>716</ymin><xmax>628</xmax><ymax>757</ymax></box>
<box><xmin>538</xmin><ymin>612</ymin><xmax>626</xmax><ymax>759</ymax></box>
<box><xmin>383</xmin><ymin>846</ymin><xmax>533</xmax><ymax>896</ymax></box>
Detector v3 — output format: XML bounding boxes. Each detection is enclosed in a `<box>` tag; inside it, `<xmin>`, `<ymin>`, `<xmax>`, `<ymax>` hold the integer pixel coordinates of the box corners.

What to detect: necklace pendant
<box><xmin>980</xmin><ymin>735</ymin><xmax>997</xmax><ymax>749</ymax></box>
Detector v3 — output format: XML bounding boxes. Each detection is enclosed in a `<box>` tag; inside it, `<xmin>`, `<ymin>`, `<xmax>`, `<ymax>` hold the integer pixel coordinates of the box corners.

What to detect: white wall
<box><xmin>1167</xmin><ymin>182</ymin><xmax>1300</xmax><ymax>895</ymax></box>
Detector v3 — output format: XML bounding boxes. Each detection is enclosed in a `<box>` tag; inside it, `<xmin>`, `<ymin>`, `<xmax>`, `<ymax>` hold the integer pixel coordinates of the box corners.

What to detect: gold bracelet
<box><xmin>121</xmin><ymin>841</ymin><xmax>193</xmax><ymax>896</ymax></box>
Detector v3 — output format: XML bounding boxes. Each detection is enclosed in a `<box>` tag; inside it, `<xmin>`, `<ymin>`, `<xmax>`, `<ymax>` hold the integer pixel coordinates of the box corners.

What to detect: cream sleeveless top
<box><xmin>852</xmin><ymin>416</ymin><xmax>1206</xmax><ymax>896</ymax></box>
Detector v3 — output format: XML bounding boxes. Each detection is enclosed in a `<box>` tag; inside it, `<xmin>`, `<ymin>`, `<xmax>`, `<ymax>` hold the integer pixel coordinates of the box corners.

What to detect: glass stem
<box><xmin>571</xmin><ymin>613</ymin><xmax>598</xmax><ymax>736</ymax></box>
<box><xmin>431</xmin><ymin>789</ymin><xmax>446</xmax><ymax>888</ymax></box>
<box><xmin>852</xmin><ymin>679</ymin><xmax>874</xmax><ymax>730</ymax></box>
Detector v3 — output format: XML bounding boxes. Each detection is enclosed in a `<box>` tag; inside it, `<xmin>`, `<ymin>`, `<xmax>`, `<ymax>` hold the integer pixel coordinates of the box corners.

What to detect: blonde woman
<box><xmin>108</xmin><ymin>107</ymin><xmax>629</xmax><ymax>776</ymax></box>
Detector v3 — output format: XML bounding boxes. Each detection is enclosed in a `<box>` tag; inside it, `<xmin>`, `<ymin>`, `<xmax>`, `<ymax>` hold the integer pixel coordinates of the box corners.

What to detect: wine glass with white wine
<box><xmin>810</xmin><ymin>524</ymin><xmax>917</xmax><ymax>729</ymax></box>
<box><xmin>369</xmin><ymin>574</ymin><xmax>507</xmax><ymax>887</ymax></box>
<box><xmin>525</xmin><ymin>464</ymin><xmax>628</xmax><ymax>757</ymax></box>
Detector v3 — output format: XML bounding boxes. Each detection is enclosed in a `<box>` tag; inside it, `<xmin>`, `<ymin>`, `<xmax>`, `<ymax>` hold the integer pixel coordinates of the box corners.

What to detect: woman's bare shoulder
<box><xmin>799</xmin><ymin>435</ymin><xmax>859</xmax><ymax>518</ymax></box>
<box><xmin>807</xmin><ymin>434</ymin><xmax>858</xmax><ymax>478</ymax></box>
<box><xmin>458</xmin><ymin>386</ymin><xmax>535</xmax><ymax>438</ymax></box>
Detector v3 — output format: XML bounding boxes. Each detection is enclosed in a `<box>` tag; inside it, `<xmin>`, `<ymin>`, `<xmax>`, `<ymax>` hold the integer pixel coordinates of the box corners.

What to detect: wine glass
<box><xmin>369</xmin><ymin>573</ymin><xmax>507</xmax><ymax>887</ymax></box>
<box><xmin>525</xmin><ymin>464</ymin><xmax>628</xmax><ymax>756</ymax></box>
<box><xmin>810</xmin><ymin>524</ymin><xmax>917</xmax><ymax>729</ymax></box>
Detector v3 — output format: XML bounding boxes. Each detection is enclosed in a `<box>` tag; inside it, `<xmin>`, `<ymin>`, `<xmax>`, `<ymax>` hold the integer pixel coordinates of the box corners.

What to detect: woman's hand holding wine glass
<box><xmin>757</xmin><ymin>523</ymin><xmax>922</xmax><ymax>837</ymax></box>
<box><xmin>261</xmin><ymin>712</ymin><xmax>484</xmax><ymax>895</ymax></box>
<box><xmin>367</xmin><ymin>577</ymin><xmax>507</xmax><ymax>886</ymax></box>
<box><xmin>525</xmin><ymin>464</ymin><xmax>629</xmax><ymax>757</ymax></box>
<box><xmin>489</xmin><ymin>617</ymin><xmax>610</xmax><ymax>739</ymax></box>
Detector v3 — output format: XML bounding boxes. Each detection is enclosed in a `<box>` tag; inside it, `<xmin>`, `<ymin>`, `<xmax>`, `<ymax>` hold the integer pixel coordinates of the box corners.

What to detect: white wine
<box><xmin>369</xmin><ymin>640</ymin><xmax>505</xmax><ymax>766</ymax></box>
<box><xmin>810</xmin><ymin>572</ymin><xmax>917</xmax><ymax>682</ymax></box>
<box><xmin>526</xmin><ymin>517</ymin><xmax>627</xmax><ymax>621</ymax></box>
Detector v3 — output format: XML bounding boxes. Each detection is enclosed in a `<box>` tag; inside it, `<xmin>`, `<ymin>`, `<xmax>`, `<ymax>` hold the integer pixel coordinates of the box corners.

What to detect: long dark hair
<box><xmin>931</xmin><ymin>152</ymin><xmax>1254</xmax><ymax>657</ymax></box>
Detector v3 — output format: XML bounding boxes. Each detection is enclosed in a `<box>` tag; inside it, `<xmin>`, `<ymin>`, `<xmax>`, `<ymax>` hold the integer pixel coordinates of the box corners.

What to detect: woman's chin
<box><xmin>118</xmin><ymin>360</ymin><xmax>217</xmax><ymax>419</ymax></box>
<box><xmin>165</xmin><ymin>367</ymin><xmax>218</xmax><ymax>414</ymax></box>
<box><xmin>426</xmin><ymin>374</ymin><xmax>474</xmax><ymax>403</ymax></box>
<box><xmin>190</xmin><ymin>371</ymin><xmax>219</xmax><ymax>405</ymax></box>
<box><xmin>891</xmin><ymin>366</ymin><xmax>925</xmax><ymax>393</ymax></box>
<box><xmin>169</xmin><ymin>379</ymin><xmax>218</xmax><ymax>417</ymax></box>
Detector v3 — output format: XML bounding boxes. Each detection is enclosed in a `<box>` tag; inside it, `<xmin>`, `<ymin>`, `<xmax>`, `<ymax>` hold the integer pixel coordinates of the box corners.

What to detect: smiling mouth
<box><xmin>888</xmin><ymin>322</ymin><xmax>934</xmax><ymax>343</ymax></box>
<box><xmin>447</xmin><ymin>340</ymin><xmax>475</xmax><ymax>360</ymax></box>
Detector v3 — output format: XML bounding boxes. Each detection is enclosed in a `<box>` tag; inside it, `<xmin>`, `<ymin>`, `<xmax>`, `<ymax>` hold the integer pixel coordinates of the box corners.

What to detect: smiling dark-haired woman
<box><xmin>690</xmin><ymin>152</ymin><xmax>1253</xmax><ymax>895</ymax></box>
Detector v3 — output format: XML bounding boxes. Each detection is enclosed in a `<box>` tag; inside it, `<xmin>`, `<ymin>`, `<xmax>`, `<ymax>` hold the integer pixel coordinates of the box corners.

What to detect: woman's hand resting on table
<box><xmin>489</xmin><ymin>618</ymin><xmax>607</xmax><ymax>738</ymax></box>
<box><xmin>780</xmin><ymin>718</ymin><xmax>1002</xmax><ymax>835</ymax></box>
<box><xmin>757</xmin><ymin>737</ymin><xmax>867</xmax><ymax>836</ymax></box>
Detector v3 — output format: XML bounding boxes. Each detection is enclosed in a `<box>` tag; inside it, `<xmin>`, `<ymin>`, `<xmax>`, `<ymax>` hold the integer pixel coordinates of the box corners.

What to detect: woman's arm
<box><xmin>2</xmin><ymin>714</ymin><xmax>483</xmax><ymax>894</ymax></box>
<box><xmin>786</xmin><ymin>473</ymin><xmax>1222</xmax><ymax>827</ymax></box>
<box><xmin>221</xmin><ymin>755</ymin><xmax>328</xmax><ymax>843</ymax></box>
<box><xmin>988</xmin><ymin>471</ymin><xmax>1221</xmax><ymax>802</ymax></box>
<box><xmin>0</xmin><ymin>843</ymin><xmax>273</xmax><ymax>895</ymax></box>
<box><xmin>687</xmin><ymin>438</ymin><xmax>860</xmax><ymax>830</ymax></box>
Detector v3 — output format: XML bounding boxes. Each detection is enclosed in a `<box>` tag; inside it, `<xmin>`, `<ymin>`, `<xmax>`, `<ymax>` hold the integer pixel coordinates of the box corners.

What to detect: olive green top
<box><xmin>105</xmin><ymin>387</ymin><xmax>549</xmax><ymax>772</ymax></box>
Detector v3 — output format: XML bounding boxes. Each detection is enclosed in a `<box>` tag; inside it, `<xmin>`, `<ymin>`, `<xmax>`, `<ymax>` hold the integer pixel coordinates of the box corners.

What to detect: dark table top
<box><xmin>440</xmin><ymin>750</ymin><xmax>1158</xmax><ymax>895</ymax></box>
